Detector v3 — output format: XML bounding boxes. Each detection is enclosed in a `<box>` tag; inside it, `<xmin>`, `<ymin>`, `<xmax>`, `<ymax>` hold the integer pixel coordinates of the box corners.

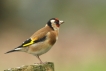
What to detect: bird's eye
<box><xmin>55</xmin><ymin>20</ymin><xmax>59</xmax><ymax>24</ymax></box>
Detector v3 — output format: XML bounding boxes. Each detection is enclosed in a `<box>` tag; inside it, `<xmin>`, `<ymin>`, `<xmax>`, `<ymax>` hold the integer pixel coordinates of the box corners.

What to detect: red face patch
<box><xmin>55</xmin><ymin>18</ymin><xmax>59</xmax><ymax>21</ymax></box>
<box><xmin>56</xmin><ymin>24</ymin><xmax>60</xmax><ymax>27</ymax></box>
<box><xmin>54</xmin><ymin>18</ymin><xmax>60</xmax><ymax>27</ymax></box>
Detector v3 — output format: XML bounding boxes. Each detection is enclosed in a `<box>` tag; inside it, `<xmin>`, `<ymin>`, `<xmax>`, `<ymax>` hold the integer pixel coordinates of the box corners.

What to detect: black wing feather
<box><xmin>20</xmin><ymin>36</ymin><xmax>46</xmax><ymax>47</ymax></box>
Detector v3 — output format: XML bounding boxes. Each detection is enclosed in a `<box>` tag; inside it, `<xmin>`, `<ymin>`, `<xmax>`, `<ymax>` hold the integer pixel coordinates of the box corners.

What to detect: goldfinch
<box><xmin>5</xmin><ymin>18</ymin><xmax>64</xmax><ymax>63</ymax></box>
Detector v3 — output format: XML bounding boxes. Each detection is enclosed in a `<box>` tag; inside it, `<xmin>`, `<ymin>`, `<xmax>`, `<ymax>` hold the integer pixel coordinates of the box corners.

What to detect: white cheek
<box><xmin>50</xmin><ymin>20</ymin><xmax>55</xmax><ymax>23</ymax></box>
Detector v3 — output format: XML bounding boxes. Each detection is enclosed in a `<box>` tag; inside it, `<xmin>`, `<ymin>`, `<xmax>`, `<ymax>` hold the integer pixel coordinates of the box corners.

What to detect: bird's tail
<box><xmin>5</xmin><ymin>46</ymin><xmax>23</xmax><ymax>54</ymax></box>
<box><xmin>5</xmin><ymin>50</ymin><xmax>19</xmax><ymax>54</ymax></box>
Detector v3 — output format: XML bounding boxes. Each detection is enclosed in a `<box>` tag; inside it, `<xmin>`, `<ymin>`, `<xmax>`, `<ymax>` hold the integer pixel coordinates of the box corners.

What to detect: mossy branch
<box><xmin>4</xmin><ymin>62</ymin><xmax>54</xmax><ymax>71</ymax></box>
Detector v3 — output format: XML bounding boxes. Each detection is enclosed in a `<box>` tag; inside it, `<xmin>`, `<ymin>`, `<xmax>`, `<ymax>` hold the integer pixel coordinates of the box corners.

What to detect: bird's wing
<box><xmin>20</xmin><ymin>38</ymin><xmax>36</xmax><ymax>47</ymax></box>
<box><xmin>20</xmin><ymin>34</ymin><xmax>47</xmax><ymax>47</ymax></box>
<box><xmin>19</xmin><ymin>26</ymin><xmax>51</xmax><ymax>47</ymax></box>
<box><xmin>16</xmin><ymin>26</ymin><xmax>52</xmax><ymax>50</ymax></box>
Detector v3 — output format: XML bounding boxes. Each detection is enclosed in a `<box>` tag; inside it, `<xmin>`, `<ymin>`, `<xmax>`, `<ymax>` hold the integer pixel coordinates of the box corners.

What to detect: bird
<box><xmin>5</xmin><ymin>18</ymin><xmax>64</xmax><ymax>63</ymax></box>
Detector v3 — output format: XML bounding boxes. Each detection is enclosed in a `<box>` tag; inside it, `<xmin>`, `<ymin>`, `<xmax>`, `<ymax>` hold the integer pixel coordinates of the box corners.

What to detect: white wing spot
<box><xmin>15</xmin><ymin>48</ymin><xmax>22</xmax><ymax>50</ymax></box>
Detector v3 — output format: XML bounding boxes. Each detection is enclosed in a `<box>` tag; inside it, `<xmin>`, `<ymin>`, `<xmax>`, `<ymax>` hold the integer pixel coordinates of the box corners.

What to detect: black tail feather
<box><xmin>5</xmin><ymin>50</ymin><xmax>19</xmax><ymax>54</ymax></box>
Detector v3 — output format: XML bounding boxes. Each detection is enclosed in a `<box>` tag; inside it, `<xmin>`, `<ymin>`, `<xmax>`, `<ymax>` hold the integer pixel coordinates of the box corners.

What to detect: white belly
<box><xmin>27</xmin><ymin>42</ymin><xmax>52</xmax><ymax>56</ymax></box>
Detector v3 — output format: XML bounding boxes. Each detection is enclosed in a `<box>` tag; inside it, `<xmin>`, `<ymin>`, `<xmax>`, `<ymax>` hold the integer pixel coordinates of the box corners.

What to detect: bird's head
<box><xmin>47</xmin><ymin>18</ymin><xmax>64</xmax><ymax>30</ymax></box>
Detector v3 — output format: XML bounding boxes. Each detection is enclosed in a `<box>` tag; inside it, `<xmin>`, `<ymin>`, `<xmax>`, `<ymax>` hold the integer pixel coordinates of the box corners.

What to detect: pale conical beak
<box><xmin>59</xmin><ymin>20</ymin><xmax>64</xmax><ymax>24</ymax></box>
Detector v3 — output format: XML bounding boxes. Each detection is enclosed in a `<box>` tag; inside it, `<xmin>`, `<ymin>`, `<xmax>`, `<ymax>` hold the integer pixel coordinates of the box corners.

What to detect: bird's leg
<box><xmin>36</xmin><ymin>55</ymin><xmax>43</xmax><ymax>64</ymax></box>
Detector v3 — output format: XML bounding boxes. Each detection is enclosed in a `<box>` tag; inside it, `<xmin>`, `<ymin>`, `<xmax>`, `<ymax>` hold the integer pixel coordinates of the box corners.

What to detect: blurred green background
<box><xmin>0</xmin><ymin>0</ymin><xmax>106</xmax><ymax>71</ymax></box>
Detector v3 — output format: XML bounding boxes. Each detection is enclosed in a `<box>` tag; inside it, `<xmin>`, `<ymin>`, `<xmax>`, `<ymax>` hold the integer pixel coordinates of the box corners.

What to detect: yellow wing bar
<box><xmin>22</xmin><ymin>38</ymin><xmax>38</xmax><ymax>47</ymax></box>
<box><xmin>23</xmin><ymin>40</ymin><xmax>34</xmax><ymax>47</ymax></box>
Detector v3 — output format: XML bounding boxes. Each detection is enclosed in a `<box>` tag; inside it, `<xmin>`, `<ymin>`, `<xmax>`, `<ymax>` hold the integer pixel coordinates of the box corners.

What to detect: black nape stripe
<box><xmin>47</xmin><ymin>21</ymin><xmax>54</xmax><ymax>30</ymax></box>
<box><xmin>47</xmin><ymin>18</ymin><xmax>56</xmax><ymax>30</ymax></box>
